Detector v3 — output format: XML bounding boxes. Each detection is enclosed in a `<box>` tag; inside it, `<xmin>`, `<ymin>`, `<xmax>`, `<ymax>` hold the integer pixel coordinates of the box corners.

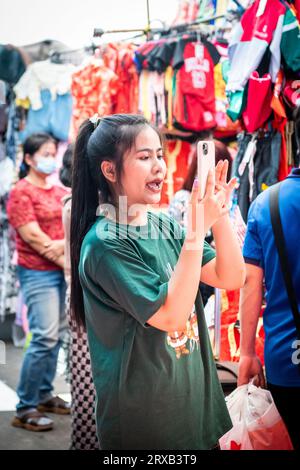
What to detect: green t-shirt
<box><xmin>79</xmin><ymin>212</ymin><xmax>232</xmax><ymax>450</ymax></box>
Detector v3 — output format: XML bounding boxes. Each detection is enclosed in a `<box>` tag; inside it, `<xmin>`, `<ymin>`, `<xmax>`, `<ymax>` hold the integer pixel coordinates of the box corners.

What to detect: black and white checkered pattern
<box><xmin>67</xmin><ymin>302</ymin><xmax>99</xmax><ymax>450</ymax></box>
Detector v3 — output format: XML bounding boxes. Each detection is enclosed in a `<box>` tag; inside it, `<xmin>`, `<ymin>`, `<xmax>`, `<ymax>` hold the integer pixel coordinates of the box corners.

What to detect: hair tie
<box><xmin>89</xmin><ymin>113</ymin><xmax>101</xmax><ymax>130</ymax></box>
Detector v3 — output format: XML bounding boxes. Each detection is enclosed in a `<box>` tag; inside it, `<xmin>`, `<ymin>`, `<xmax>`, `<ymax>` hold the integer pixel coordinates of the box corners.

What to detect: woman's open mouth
<box><xmin>146</xmin><ymin>180</ymin><xmax>163</xmax><ymax>193</ymax></box>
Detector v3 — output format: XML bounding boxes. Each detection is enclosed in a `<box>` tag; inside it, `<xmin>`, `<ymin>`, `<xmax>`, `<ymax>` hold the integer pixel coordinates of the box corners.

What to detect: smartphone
<box><xmin>197</xmin><ymin>140</ymin><xmax>215</xmax><ymax>199</ymax></box>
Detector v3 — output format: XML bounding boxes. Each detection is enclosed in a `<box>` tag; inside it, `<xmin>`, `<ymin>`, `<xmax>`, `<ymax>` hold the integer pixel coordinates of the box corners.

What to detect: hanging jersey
<box><xmin>172</xmin><ymin>39</ymin><xmax>220</xmax><ymax>132</ymax></box>
<box><xmin>227</xmin><ymin>0</ymin><xmax>300</xmax><ymax>92</ymax></box>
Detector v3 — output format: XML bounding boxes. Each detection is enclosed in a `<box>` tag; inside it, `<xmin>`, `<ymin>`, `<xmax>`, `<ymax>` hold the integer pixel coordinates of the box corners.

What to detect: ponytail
<box><xmin>70</xmin><ymin>120</ymin><xmax>99</xmax><ymax>328</ymax></box>
<box><xmin>70</xmin><ymin>114</ymin><xmax>163</xmax><ymax>329</ymax></box>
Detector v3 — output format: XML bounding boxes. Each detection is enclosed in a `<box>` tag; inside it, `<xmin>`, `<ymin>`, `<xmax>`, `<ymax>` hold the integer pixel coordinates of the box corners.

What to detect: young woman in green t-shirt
<box><xmin>70</xmin><ymin>114</ymin><xmax>245</xmax><ymax>450</ymax></box>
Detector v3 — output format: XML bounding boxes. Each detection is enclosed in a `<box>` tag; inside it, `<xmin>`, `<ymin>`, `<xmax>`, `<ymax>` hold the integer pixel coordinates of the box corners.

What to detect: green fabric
<box><xmin>221</xmin><ymin>59</ymin><xmax>230</xmax><ymax>84</ymax></box>
<box><xmin>79</xmin><ymin>212</ymin><xmax>232</xmax><ymax>450</ymax></box>
<box><xmin>226</xmin><ymin>88</ymin><xmax>247</xmax><ymax>122</ymax></box>
<box><xmin>281</xmin><ymin>9</ymin><xmax>300</xmax><ymax>73</ymax></box>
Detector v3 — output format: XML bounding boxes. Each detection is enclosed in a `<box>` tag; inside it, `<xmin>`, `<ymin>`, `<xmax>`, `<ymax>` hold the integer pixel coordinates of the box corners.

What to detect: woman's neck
<box><xmin>103</xmin><ymin>200</ymin><xmax>149</xmax><ymax>226</ymax></box>
<box><xmin>25</xmin><ymin>171</ymin><xmax>51</xmax><ymax>189</ymax></box>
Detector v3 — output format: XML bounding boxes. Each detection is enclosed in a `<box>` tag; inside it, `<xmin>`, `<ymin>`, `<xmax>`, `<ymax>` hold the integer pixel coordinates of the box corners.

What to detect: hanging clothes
<box><xmin>242</xmin><ymin>71</ymin><xmax>273</xmax><ymax>132</ymax></box>
<box><xmin>214</xmin><ymin>61</ymin><xmax>241</xmax><ymax>138</ymax></box>
<box><xmin>271</xmin><ymin>69</ymin><xmax>289</xmax><ymax>181</ymax></box>
<box><xmin>0</xmin><ymin>156</ymin><xmax>18</xmax><ymax>321</ymax></box>
<box><xmin>172</xmin><ymin>37</ymin><xmax>220</xmax><ymax>132</ymax></box>
<box><xmin>102</xmin><ymin>43</ymin><xmax>139</xmax><ymax>115</ymax></box>
<box><xmin>13</xmin><ymin>60</ymin><xmax>75</xmax><ymax>142</ymax></box>
<box><xmin>19</xmin><ymin>89</ymin><xmax>72</xmax><ymax>142</ymax></box>
<box><xmin>161</xmin><ymin>140</ymin><xmax>193</xmax><ymax>205</ymax></box>
<box><xmin>135</xmin><ymin>34</ymin><xmax>221</xmax><ymax>134</ymax></box>
<box><xmin>227</xmin><ymin>0</ymin><xmax>300</xmax><ymax>93</ymax></box>
<box><xmin>14</xmin><ymin>60</ymin><xmax>75</xmax><ymax>110</ymax></box>
<box><xmin>0</xmin><ymin>45</ymin><xmax>27</xmax><ymax>85</ymax></box>
<box><xmin>233</xmin><ymin>129</ymin><xmax>281</xmax><ymax>222</ymax></box>
<box><xmin>6</xmin><ymin>88</ymin><xmax>24</xmax><ymax>163</ymax></box>
<box><xmin>70</xmin><ymin>59</ymin><xmax>119</xmax><ymax>137</ymax></box>
<box><xmin>171</xmin><ymin>0</ymin><xmax>201</xmax><ymax>25</ymax></box>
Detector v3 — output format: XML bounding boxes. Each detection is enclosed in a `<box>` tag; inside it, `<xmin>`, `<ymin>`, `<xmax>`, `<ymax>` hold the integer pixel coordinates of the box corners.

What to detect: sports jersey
<box><xmin>172</xmin><ymin>38</ymin><xmax>220</xmax><ymax>132</ymax></box>
<box><xmin>227</xmin><ymin>0</ymin><xmax>300</xmax><ymax>92</ymax></box>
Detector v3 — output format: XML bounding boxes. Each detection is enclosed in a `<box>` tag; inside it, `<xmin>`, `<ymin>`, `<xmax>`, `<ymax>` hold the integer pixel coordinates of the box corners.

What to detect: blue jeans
<box><xmin>16</xmin><ymin>267</ymin><xmax>67</xmax><ymax>411</ymax></box>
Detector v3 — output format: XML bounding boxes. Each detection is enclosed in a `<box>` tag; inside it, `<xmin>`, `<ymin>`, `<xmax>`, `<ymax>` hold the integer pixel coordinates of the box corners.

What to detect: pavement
<box><xmin>0</xmin><ymin>342</ymin><xmax>71</xmax><ymax>450</ymax></box>
<box><xmin>0</xmin><ymin>339</ymin><xmax>238</xmax><ymax>451</ymax></box>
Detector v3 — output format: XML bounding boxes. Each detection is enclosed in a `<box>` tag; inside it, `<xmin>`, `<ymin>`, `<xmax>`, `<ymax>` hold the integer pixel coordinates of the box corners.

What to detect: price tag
<box><xmin>195</xmin><ymin>44</ymin><xmax>204</xmax><ymax>60</ymax></box>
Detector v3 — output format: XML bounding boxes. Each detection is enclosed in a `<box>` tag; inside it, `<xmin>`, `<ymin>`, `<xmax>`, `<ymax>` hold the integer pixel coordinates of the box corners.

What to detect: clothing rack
<box><xmin>231</xmin><ymin>0</ymin><xmax>246</xmax><ymax>14</ymax></box>
<box><xmin>49</xmin><ymin>44</ymin><xmax>97</xmax><ymax>58</ymax></box>
<box><xmin>93</xmin><ymin>13</ymin><xmax>225</xmax><ymax>40</ymax></box>
<box><xmin>48</xmin><ymin>44</ymin><xmax>98</xmax><ymax>64</ymax></box>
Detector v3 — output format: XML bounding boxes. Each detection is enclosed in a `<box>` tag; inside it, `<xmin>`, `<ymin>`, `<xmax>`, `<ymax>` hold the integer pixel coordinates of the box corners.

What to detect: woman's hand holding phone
<box><xmin>200</xmin><ymin>170</ymin><xmax>229</xmax><ymax>233</ymax></box>
<box><xmin>215</xmin><ymin>159</ymin><xmax>237</xmax><ymax>208</ymax></box>
<box><xmin>187</xmin><ymin>170</ymin><xmax>229</xmax><ymax>243</ymax></box>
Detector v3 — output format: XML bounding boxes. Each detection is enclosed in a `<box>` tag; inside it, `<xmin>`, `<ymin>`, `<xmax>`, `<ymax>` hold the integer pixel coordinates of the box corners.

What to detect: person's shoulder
<box><xmin>53</xmin><ymin>184</ymin><xmax>69</xmax><ymax>197</ymax></box>
<box><xmin>9</xmin><ymin>178</ymin><xmax>30</xmax><ymax>197</ymax></box>
<box><xmin>249</xmin><ymin>187</ymin><xmax>270</xmax><ymax>218</ymax></box>
<box><xmin>82</xmin><ymin>217</ymin><xmax>124</xmax><ymax>254</ymax></box>
<box><xmin>12</xmin><ymin>178</ymin><xmax>29</xmax><ymax>190</ymax></box>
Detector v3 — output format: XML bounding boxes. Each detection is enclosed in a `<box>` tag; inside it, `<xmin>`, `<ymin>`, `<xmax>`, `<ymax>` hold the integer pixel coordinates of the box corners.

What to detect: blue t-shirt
<box><xmin>243</xmin><ymin>168</ymin><xmax>300</xmax><ymax>387</ymax></box>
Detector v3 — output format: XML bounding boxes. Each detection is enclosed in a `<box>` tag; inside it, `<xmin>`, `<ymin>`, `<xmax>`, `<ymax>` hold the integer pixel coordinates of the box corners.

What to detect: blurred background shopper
<box><xmin>7</xmin><ymin>133</ymin><xmax>70</xmax><ymax>431</ymax></box>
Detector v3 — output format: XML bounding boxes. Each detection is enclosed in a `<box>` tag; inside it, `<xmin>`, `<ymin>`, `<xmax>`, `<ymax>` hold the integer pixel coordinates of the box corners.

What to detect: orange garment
<box><xmin>214</xmin><ymin>62</ymin><xmax>241</xmax><ymax>138</ymax></box>
<box><xmin>70</xmin><ymin>60</ymin><xmax>119</xmax><ymax>137</ymax></box>
<box><xmin>160</xmin><ymin>140</ymin><xmax>192</xmax><ymax>206</ymax></box>
<box><xmin>102</xmin><ymin>43</ymin><xmax>138</xmax><ymax>115</ymax></box>
<box><xmin>219</xmin><ymin>290</ymin><xmax>265</xmax><ymax>364</ymax></box>
<box><xmin>114</xmin><ymin>45</ymin><xmax>139</xmax><ymax>114</ymax></box>
<box><xmin>271</xmin><ymin>70</ymin><xmax>289</xmax><ymax>181</ymax></box>
<box><xmin>102</xmin><ymin>43</ymin><xmax>119</xmax><ymax>72</ymax></box>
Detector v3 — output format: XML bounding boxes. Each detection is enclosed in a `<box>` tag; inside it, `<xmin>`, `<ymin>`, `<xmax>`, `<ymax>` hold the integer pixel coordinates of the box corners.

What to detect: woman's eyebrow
<box><xmin>136</xmin><ymin>147</ymin><xmax>163</xmax><ymax>153</ymax></box>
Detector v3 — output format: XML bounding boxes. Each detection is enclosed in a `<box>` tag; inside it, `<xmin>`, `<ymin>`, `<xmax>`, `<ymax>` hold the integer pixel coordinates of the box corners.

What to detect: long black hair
<box><xmin>19</xmin><ymin>133</ymin><xmax>57</xmax><ymax>179</ymax></box>
<box><xmin>59</xmin><ymin>143</ymin><xmax>74</xmax><ymax>188</ymax></box>
<box><xmin>70</xmin><ymin>114</ymin><xmax>162</xmax><ymax>328</ymax></box>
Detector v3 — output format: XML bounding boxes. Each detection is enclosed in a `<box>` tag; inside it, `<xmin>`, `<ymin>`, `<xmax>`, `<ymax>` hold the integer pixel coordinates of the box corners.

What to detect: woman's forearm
<box><xmin>54</xmin><ymin>255</ymin><xmax>65</xmax><ymax>269</ymax></box>
<box><xmin>240</xmin><ymin>265</ymin><xmax>264</xmax><ymax>356</ymax></box>
<box><xmin>18</xmin><ymin>224</ymin><xmax>64</xmax><ymax>262</ymax></box>
<box><xmin>148</xmin><ymin>235</ymin><xmax>204</xmax><ymax>332</ymax></box>
<box><xmin>212</xmin><ymin>215</ymin><xmax>246</xmax><ymax>288</ymax></box>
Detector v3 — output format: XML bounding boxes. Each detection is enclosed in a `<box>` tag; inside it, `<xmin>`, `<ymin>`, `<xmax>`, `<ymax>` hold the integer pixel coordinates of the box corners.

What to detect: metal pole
<box><xmin>94</xmin><ymin>28</ymin><xmax>146</xmax><ymax>37</ymax></box>
<box><xmin>214</xmin><ymin>288</ymin><xmax>221</xmax><ymax>360</ymax></box>
<box><xmin>146</xmin><ymin>0</ymin><xmax>151</xmax><ymax>39</ymax></box>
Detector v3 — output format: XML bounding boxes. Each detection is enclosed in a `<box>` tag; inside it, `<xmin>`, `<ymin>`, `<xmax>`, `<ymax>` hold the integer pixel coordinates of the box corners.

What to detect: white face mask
<box><xmin>35</xmin><ymin>156</ymin><xmax>57</xmax><ymax>175</ymax></box>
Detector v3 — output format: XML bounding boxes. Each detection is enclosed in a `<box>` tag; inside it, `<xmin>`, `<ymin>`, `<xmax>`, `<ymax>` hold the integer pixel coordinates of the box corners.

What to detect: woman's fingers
<box><xmin>228</xmin><ymin>177</ymin><xmax>237</xmax><ymax>189</ymax></box>
<box><xmin>258</xmin><ymin>369</ymin><xmax>266</xmax><ymax>389</ymax></box>
<box><xmin>220</xmin><ymin>159</ymin><xmax>229</xmax><ymax>184</ymax></box>
<box><xmin>215</xmin><ymin>160</ymin><xmax>223</xmax><ymax>184</ymax></box>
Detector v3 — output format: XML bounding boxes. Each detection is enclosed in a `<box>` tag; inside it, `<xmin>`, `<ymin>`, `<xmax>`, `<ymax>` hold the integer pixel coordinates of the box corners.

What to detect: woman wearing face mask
<box><xmin>7</xmin><ymin>133</ymin><xmax>70</xmax><ymax>432</ymax></box>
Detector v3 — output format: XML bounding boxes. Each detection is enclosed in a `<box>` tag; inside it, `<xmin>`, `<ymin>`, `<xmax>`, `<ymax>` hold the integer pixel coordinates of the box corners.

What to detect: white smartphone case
<box><xmin>197</xmin><ymin>141</ymin><xmax>215</xmax><ymax>199</ymax></box>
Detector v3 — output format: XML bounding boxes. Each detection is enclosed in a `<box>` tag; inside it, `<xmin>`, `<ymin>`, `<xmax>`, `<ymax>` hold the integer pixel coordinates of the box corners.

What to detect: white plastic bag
<box><xmin>219</xmin><ymin>381</ymin><xmax>293</xmax><ymax>450</ymax></box>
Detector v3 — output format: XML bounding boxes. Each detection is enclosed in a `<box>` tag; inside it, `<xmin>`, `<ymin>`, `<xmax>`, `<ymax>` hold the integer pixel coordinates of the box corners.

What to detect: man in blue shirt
<box><xmin>238</xmin><ymin>110</ymin><xmax>300</xmax><ymax>450</ymax></box>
